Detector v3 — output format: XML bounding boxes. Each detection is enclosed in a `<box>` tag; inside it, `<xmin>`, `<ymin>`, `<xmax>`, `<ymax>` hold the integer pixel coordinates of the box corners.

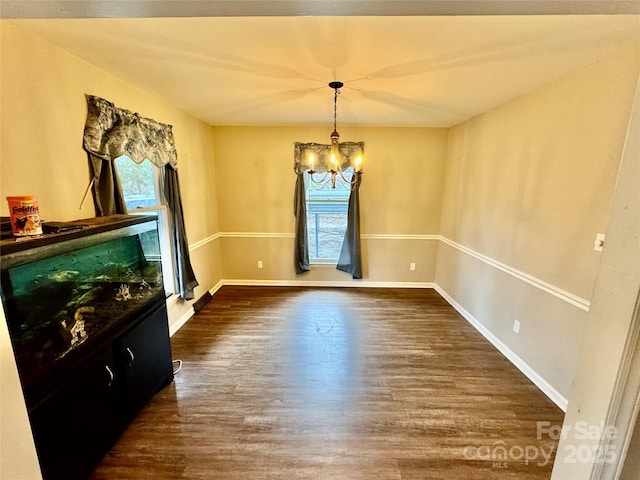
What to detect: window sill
<box><xmin>166</xmin><ymin>293</ymin><xmax>181</xmax><ymax>306</ymax></box>
<box><xmin>310</xmin><ymin>260</ymin><xmax>338</xmax><ymax>266</ymax></box>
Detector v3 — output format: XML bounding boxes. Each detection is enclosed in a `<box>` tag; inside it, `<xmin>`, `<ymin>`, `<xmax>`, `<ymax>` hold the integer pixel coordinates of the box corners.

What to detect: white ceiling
<box><xmin>4</xmin><ymin>2</ymin><xmax>640</xmax><ymax>127</ymax></box>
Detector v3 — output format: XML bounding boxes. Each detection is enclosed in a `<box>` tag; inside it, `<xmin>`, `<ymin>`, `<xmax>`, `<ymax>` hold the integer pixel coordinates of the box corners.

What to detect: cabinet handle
<box><xmin>105</xmin><ymin>365</ymin><xmax>114</xmax><ymax>387</ymax></box>
<box><xmin>126</xmin><ymin>348</ymin><xmax>135</xmax><ymax>366</ymax></box>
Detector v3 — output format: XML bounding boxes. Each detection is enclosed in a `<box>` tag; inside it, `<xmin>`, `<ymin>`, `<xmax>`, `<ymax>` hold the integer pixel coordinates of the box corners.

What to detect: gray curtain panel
<box><xmin>82</xmin><ymin>94</ymin><xmax>198</xmax><ymax>300</ymax></box>
<box><xmin>162</xmin><ymin>165</ymin><xmax>199</xmax><ymax>300</ymax></box>
<box><xmin>337</xmin><ymin>172</ymin><xmax>363</xmax><ymax>279</ymax></box>
<box><xmin>88</xmin><ymin>152</ymin><xmax>127</xmax><ymax>216</ymax></box>
<box><xmin>294</xmin><ymin>173</ymin><xmax>310</xmax><ymax>274</ymax></box>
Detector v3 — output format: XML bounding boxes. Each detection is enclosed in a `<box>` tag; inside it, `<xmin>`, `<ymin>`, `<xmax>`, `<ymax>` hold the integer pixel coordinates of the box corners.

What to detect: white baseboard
<box><xmin>209</xmin><ymin>280</ymin><xmax>224</xmax><ymax>296</ymax></box>
<box><xmin>221</xmin><ymin>279</ymin><xmax>435</xmax><ymax>289</ymax></box>
<box><xmin>170</xmin><ymin>279</ymin><xmax>431</xmax><ymax>334</ymax></box>
<box><xmin>169</xmin><ymin>306</ymin><xmax>194</xmax><ymax>337</ymax></box>
<box><xmin>433</xmin><ymin>284</ymin><xmax>568</xmax><ymax>412</ymax></box>
<box><xmin>169</xmin><ymin>283</ymin><xmax>222</xmax><ymax>336</ymax></box>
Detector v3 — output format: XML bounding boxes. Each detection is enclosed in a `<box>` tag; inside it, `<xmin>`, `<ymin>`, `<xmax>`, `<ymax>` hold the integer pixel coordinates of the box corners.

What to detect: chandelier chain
<box><xmin>333</xmin><ymin>86</ymin><xmax>340</xmax><ymax>132</ymax></box>
<box><xmin>304</xmin><ymin>81</ymin><xmax>361</xmax><ymax>190</ymax></box>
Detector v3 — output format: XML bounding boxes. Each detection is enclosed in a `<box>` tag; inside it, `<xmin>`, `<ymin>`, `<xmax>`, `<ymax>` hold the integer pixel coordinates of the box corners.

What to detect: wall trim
<box><xmin>434</xmin><ymin>284</ymin><xmax>569</xmax><ymax>411</ymax></box>
<box><xmin>221</xmin><ymin>279</ymin><xmax>435</xmax><ymax>289</ymax></box>
<box><xmin>188</xmin><ymin>231</ymin><xmax>439</xmax><ymax>252</ymax></box>
<box><xmin>209</xmin><ymin>280</ymin><xmax>224</xmax><ymax>296</ymax></box>
<box><xmin>362</xmin><ymin>233</ymin><xmax>439</xmax><ymax>240</ymax></box>
<box><xmin>205</xmin><ymin>232</ymin><xmax>590</xmax><ymax>311</ymax></box>
<box><xmin>169</xmin><ymin>306</ymin><xmax>194</xmax><ymax>337</ymax></box>
<box><xmin>189</xmin><ymin>232</ymin><xmax>220</xmax><ymax>251</ymax></box>
<box><xmin>189</xmin><ymin>232</ymin><xmax>589</xmax><ymax>311</ymax></box>
<box><xmin>439</xmin><ymin>236</ymin><xmax>591</xmax><ymax>312</ymax></box>
<box><xmin>208</xmin><ymin>232</ymin><xmax>440</xmax><ymax>241</ymax></box>
<box><xmin>219</xmin><ymin>232</ymin><xmax>295</xmax><ymax>238</ymax></box>
<box><xmin>169</xmin><ymin>281</ymin><xmax>224</xmax><ymax>336</ymax></box>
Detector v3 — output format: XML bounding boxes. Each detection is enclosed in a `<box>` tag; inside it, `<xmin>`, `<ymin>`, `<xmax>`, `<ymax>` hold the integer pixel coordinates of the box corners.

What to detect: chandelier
<box><xmin>296</xmin><ymin>81</ymin><xmax>364</xmax><ymax>190</ymax></box>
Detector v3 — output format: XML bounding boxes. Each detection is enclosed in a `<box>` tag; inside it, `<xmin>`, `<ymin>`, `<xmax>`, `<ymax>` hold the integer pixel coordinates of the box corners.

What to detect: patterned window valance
<box><xmin>83</xmin><ymin>95</ymin><xmax>178</xmax><ymax>168</ymax></box>
<box><xmin>294</xmin><ymin>141</ymin><xmax>365</xmax><ymax>175</ymax></box>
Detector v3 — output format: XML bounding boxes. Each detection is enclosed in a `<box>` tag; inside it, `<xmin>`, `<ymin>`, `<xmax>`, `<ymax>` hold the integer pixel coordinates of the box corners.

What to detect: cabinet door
<box><xmin>29</xmin><ymin>346</ymin><xmax>126</xmax><ymax>480</ymax></box>
<box><xmin>118</xmin><ymin>305</ymin><xmax>173</xmax><ymax>418</ymax></box>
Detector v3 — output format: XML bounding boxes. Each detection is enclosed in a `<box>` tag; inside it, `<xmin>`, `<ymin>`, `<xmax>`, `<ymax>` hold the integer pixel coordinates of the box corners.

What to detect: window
<box><xmin>115</xmin><ymin>155</ymin><xmax>175</xmax><ymax>296</ymax></box>
<box><xmin>305</xmin><ymin>168</ymin><xmax>353</xmax><ymax>262</ymax></box>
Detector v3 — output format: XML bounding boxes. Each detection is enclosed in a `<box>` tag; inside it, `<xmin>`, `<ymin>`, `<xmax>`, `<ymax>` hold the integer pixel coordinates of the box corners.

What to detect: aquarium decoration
<box><xmin>60</xmin><ymin>306</ymin><xmax>92</xmax><ymax>347</ymax></box>
<box><xmin>115</xmin><ymin>284</ymin><xmax>132</xmax><ymax>301</ymax></box>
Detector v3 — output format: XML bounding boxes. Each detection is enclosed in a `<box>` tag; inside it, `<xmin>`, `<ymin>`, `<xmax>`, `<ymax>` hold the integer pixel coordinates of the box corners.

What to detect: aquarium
<box><xmin>0</xmin><ymin>215</ymin><xmax>166</xmax><ymax>404</ymax></box>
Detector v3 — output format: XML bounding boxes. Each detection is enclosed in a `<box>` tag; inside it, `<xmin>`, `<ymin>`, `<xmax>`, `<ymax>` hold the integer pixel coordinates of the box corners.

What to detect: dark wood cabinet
<box><xmin>30</xmin><ymin>346</ymin><xmax>126</xmax><ymax>480</ymax></box>
<box><xmin>118</xmin><ymin>303</ymin><xmax>174</xmax><ymax>419</ymax></box>
<box><xmin>29</xmin><ymin>301</ymin><xmax>173</xmax><ymax>480</ymax></box>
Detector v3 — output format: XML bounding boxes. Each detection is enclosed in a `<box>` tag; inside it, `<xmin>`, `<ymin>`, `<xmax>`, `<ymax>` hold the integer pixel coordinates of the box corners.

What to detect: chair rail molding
<box><xmin>439</xmin><ymin>236</ymin><xmax>591</xmax><ymax>312</ymax></box>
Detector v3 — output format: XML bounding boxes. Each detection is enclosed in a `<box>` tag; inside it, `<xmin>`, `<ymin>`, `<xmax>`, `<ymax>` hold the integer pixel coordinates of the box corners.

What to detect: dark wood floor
<box><xmin>90</xmin><ymin>286</ymin><xmax>564</xmax><ymax>480</ymax></box>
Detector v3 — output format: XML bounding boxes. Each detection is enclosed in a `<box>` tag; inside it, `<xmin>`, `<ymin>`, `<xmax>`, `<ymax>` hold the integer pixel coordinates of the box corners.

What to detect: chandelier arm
<box><xmin>308</xmin><ymin>170</ymin><xmax>329</xmax><ymax>184</ymax></box>
<box><xmin>337</xmin><ymin>169</ymin><xmax>358</xmax><ymax>185</ymax></box>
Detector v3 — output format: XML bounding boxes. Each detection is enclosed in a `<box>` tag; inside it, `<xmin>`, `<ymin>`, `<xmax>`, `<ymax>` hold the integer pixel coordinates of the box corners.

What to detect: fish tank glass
<box><xmin>0</xmin><ymin>216</ymin><xmax>166</xmax><ymax>404</ymax></box>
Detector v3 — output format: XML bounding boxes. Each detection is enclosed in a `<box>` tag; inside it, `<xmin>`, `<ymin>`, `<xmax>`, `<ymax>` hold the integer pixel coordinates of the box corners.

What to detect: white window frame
<box><xmin>305</xmin><ymin>168</ymin><xmax>352</xmax><ymax>264</ymax></box>
<box><xmin>115</xmin><ymin>156</ymin><xmax>176</xmax><ymax>297</ymax></box>
<box><xmin>129</xmin><ymin>206</ymin><xmax>176</xmax><ymax>297</ymax></box>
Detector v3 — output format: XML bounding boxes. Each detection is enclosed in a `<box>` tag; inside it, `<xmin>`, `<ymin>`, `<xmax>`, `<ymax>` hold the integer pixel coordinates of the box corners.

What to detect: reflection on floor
<box><xmin>90</xmin><ymin>286</ymin><xmax>564</xmax><ymax>480</ymax></box>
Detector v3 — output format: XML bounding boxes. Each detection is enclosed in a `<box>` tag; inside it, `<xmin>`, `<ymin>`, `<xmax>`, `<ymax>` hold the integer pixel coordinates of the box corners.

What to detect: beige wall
<box><xmin>0</xmin><ymin>22</ymin><xmax>222</xmax><ymax>323</ymax></box>
<box><xmin>436</xmin><ymin>46</ymin><xmax>640</xmax><ymax>401</ymax></box>
<box><xmin>552</xmin><ymin>75</ymin><xmax>640</xmax><ymax>480</ymax></box>
<box><xmin>0</xmin><ymin>307</ymin><xmax>42</xmax><ymax>480</ymax></box>
<box><xmin>0</xmin><ymin>22</ymin><xmax>223</xmax><ymax>477</ymax></box>
<box><xmin>212</xmin><ymin>126</ymin><xmax>447</xmax><ymax>283</ymax></box>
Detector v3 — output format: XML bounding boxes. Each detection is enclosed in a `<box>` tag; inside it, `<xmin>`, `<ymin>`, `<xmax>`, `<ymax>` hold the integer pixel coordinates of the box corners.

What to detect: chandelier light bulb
<box><xmin>330</xmin><ymin>152</ymin><xmax>337</xmax><ymax>170</ymax></box>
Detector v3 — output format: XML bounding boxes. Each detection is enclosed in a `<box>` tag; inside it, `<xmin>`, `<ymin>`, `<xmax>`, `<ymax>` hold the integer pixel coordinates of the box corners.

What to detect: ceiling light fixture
<box><xmin>306</xmin><ymin>81</ymin><xmax>364</xmax><ymax>189</ymax></box>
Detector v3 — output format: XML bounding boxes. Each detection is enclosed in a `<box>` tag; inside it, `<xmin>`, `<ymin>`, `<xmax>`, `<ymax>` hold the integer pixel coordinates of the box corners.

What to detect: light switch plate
<box><xmin>594</xmin><ymin>233</ymin><xmax>605</xmax><ymax>252</ymax></box>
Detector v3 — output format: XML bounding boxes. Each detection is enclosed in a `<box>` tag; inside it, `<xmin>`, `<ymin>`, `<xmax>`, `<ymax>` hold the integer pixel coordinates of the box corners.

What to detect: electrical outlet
<box><xmin>257</xmin><ymin>260</ymin><xmax>263</xmax><ymax>269</ymax></box>
<box><xmin>410</xmin><ymin>262</ymin><xmax>416</xmax><ymax>271</ymax></box>
<box><xmin>594</xmin><ymin>233</ymin><xmax>605</xmax><ymax>252</ymax></box>
<box><xmin>513</xmin><ymin>320</ymin><xmax>520</xmax><ymax>334</ymax></box>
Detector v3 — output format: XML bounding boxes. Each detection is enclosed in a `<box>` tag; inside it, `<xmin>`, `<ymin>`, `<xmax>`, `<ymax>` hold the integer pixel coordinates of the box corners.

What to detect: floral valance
<box><xmin>83</xmin><ymin>94</ymin><xmax>178</xmax><ymax>168</ymax></box>
<box><xmin>294</xmin><ymin>141</ymin><xmax>365</xmax><ymax>175</ymax></box>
